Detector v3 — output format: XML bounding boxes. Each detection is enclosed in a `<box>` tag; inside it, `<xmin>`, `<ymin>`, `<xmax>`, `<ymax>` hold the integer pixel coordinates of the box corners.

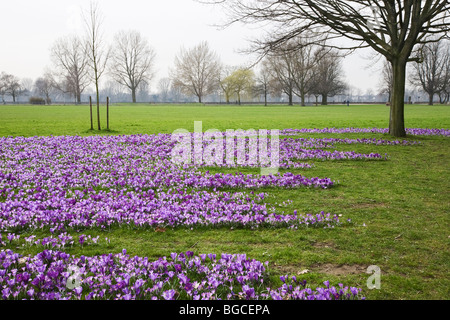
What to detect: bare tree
<box><xmin>265</xmin><ymin>48</ymin><xmax>297</xmax><ymax>106</ymax></box>
<box><xmin>254</xmin><ymin>60</ymin><xmax>273</xmax><ymax>106</ymax></box>
<box><xmin>110</xmin><ymin>30</ymin><xmax>156</xmax><ymax>103</ymax></box>
<box><xmin>83</xmin><ymin>1</ymin><xmax>110</xmax><ymax>130</ymax></box>
<box><xmin>378</xmin><ymin>60</ymin><xmax>394</xmax><ymax>102</ymax></box>
<box><xmin>170</xmin><ymin>41</ymin><xmax>221</xmax><ymax>103</ymax></box>
<box><xmin>0</xmin><ymin>73</ymin><xmax>22</xmax><ymax>103</ymax></box>
<box><xmin>440</xmin><ymin>55</ymin><xmax>450</xmax><ymax>104</ymax></box>
<box><xmin>21</xmin><ymin>78</ymin><xmax>34</xmax><ymax>99</ymax></box>
<box><xmin>285</xmin><ymin>35</ymin><xmax>327</xmax><ymax>106</ymax></box>
<box><xmin>50</xmin><ymin>35</ymin><xmax>90</xmax><ymax>104</ymax></box>
<box><xmin>209</xmin><ymin>0</ymin><xmax>450</xmax><ymax>137</ymax></box>
<box><xmin>34</xmin><ymin>74</ymin><xmax>56</xmax><ymax>105</ymax></box>
<box><xmin>310</xmin><ymin>49</ymin><xmax>347</xmax><ymax>105</ymax></box>
<box><xmin>410</xmin><ymin>41</ymin><xmax>450</xmax><ymax>105</ymax></box>
<box><xmin>0</xmin><ymin>72</ymin><xmax>7</xmax><ymax>104</ymax></box>
<box><xmin>157</xmin><ymin>78</ymin><xmax>172</xmax><ymax>102</ymax></box>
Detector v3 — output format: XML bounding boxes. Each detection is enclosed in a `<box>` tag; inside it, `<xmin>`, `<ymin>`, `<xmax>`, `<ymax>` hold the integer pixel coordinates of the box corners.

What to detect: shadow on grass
<box><xmin>83</xmin><ymin>128</ymin><xmax>122</xmax><ymax>135</ymax></box>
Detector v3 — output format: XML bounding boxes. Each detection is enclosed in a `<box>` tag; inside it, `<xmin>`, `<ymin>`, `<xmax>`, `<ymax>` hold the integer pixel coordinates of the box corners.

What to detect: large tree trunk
<box><xmin>321</xmin><ymin>94</ymin><xmax>328</xmax><ymax>105</ymax></box>
<box><xmin>389</xmin><ymin>59</ymin><xmax>407</xmax><ymax>137</ymax></box>
<box><xmin>300</xmin><ymin>93</ymin><xmax>306</xmax><ymax>106</ymax></box>
<box><xmin>428</xmin><ymin>93</ymin><xmax>434</xmax><ymax>106</ymax></box>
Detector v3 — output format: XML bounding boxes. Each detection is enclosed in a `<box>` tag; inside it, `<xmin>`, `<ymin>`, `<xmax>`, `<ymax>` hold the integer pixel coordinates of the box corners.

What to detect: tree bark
<box><xmin>389</xmin><ymin>59</ymin><xmax>407</xmax><ymax>137</ymax></box>
<box><xmin>96</xmin><ymin>81</ymin><xmax>101</xmax><ymax>131</ymax></box>
<box><xmin>288</xmin><ymin>91</ymin><xmax>293</xmax><ymax>106</ymax></box>
<box><xmin>89</xmin><ymin>96</ymin><xmax>94</xmax><ymax>130</ymax></box>
<box><xmin>132</xmin><ymin>88</ymin><xmax>137</xmax><ymax>103</ymax></box>
<box><xmin>321</xmin><ymin>94</ymin><xmax>328</xmax><ymax>105</ymax></box>
<box><xmin>428</xmin><ymin>93</ymin><xmax>434</xmax><ymax>106</ymax></box>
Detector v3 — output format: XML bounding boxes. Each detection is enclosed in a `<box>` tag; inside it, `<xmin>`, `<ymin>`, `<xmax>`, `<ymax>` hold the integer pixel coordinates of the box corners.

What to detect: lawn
<box><xmin>0</xmin><ymin>103</ymin><xmax>448</xmax><ymax>136</ymax></box>
<box><xmin>0</xmin><ymin>103</ymin><xmax>449</xmax><ymax>300</ymax></box>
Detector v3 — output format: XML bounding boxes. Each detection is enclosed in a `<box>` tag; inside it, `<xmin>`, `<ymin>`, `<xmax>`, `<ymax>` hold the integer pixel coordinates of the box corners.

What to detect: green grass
<box><xmin>0</xmin><ymin>103</ymin><xmax>449</xmax><ymax>300</ymax></box>
<box><xmin>0</xmin><ymin>103</ymin><xmax>448</xmax><ymax>136</ymax></box>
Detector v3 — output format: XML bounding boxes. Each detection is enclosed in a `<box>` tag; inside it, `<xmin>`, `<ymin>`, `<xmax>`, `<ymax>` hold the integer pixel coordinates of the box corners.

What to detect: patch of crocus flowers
<box><xmin>1</xmin><ymin>132</ymin><xmax>390</xmax><ymax>233</ymax></box>
<box><xmin>0</xmin><ymin>249</ymin><xmax>364</xmax><ymax>300</ymax></box>
<box><xmin>281</xmin><ymin>127</ymin><xmax>450</xmax><ymax>137</ymax></box>
<box><xmin>1</xmin><ymin>128</ymin><xmax>441</xmax><ymax>300</ymax></box>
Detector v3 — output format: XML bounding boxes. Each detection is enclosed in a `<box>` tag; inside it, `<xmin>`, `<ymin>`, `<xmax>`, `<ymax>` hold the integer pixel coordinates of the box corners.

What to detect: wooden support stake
<box><xmin>89</xmin><ymin>96</ymin><xmax>93</xmax><ymax>130</ymax></box>
<box><xmin>107</xmin><ymin>97</ymin><xmax>110</xmax><ymax>130</ymax></box>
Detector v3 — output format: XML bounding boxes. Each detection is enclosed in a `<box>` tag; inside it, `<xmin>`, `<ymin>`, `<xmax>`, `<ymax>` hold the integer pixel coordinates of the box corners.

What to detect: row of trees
<box><xmin>168</xmin><ymin>38</ymin><xmax>347</xmax><ymax>106</ymax></box>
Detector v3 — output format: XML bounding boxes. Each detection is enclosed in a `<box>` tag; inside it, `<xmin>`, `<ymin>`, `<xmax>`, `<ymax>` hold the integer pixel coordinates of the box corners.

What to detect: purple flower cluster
<box><xmin>281</xmin><ymin>127</ymin><xmax>450</xmax><ymax>137</ymax></box>
<box><xmin>0</xmin><ymin>233</ymin><xmax>101</xmax><ymax>249</ymax></box>
<box><xmin>0</xmin><ymin>249</ymin><xmax>364</xmax><ymax>300</ymax></box>
<box><xmin>268</xmin><ymin>275</ymin><xmax>364</xmax><ymax>300</ymax></box>
<box><xmin>282</xmin><ymin>137</ymin><xmax>420</xmax><ymax>149</ymax></box>
<box><xmin>178</xmin><ymin>132</ymin><xmax>389</xmax><ymax>169</ymax></box>
<box><xmin>0</xmin><ymin>187</ymin><xmax>341</xmax><ymax>231</ymax></box>
<box><xmin>0</xmin><ymin>134</ymin><xmax>345</xmax><ymax>233</ymax></box>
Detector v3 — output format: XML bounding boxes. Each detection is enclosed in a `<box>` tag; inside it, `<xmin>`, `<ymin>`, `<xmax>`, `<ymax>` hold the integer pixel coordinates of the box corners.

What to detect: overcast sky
<box><xmin>0</xmin><ymin>0</ymin><xmax>383</xmax><ymax>93</ymax></box>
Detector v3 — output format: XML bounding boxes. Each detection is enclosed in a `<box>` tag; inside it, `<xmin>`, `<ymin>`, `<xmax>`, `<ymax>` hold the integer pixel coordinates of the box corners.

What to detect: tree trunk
<box><xmin>300</xmin><ymin>93</ymin><xmax>306</xmax><ymax>106</ymax></box>
<box><xmin>288</xmin><ymin>91</ymin><xmax>293</xmax><ymax>106</ymax></box>
<box><xmin>96</xmin><ymin>81</ymin><xmax>101</xmax><ymax>131</ymax></box>
<box><xmin>389</xmin><ymin>59</ymin><xmax>407</xmax><ymax>137</ymax></box>
<box><xmin>321</xmin><ymin>94</ymin><xmax>328</xmax><ymax>105</ymax></box>
<box><xmin>90</xmin><ymin>96</ymin><xmax>94</xmax><ymax>130</ymax></box>
<box><xmin>428</xmin><ymin>93</ymin><xmax>434</xmax><ymax>106</ymax></box>
<box><xmin>198</xmin><ymin>95</ymin><xmax>202</xmax><ymax>103</ymax></box>
<box><xmin>132</xmin><ymin>88</ymin><xmax>137</xmax><ymax>103</ymax></box>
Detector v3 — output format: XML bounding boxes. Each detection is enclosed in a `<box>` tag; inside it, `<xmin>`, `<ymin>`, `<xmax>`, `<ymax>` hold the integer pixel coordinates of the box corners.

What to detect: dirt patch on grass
<box><xmin>311</xmin><ymin>263</ymin><xmax>367</xmax><ymax>276</ymax></box>
<box><xmin>272</xmin><ymin>263</ymin><xmax>367</xmax><ymax>276</ymax></box>
<box><xmin>311</xmin><ymin>241</ymin><xmax>335</xmax><ymax>249</ymax></box>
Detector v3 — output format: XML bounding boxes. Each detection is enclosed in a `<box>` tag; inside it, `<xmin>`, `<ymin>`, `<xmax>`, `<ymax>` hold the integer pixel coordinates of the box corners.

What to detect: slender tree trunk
<box><xmin>198</xmin><ymin>95</ymin><xmax>202</xmax><ymax>103</ymax></box>
<box><xmin>288</xmin><ymin>90</ymin><xmax>293</xmax><ymax>106</ymax></box>
<box><xmin>132</xmin><ymin>88</ymin><xmax>137</xmax><ymax>103</ymax></box>
<box><xmin>389</xmin><ymin>59</ymin><xmax>407</xmax><ymax>137</ymax></box>
<box><xmin>89</xmin><ymin>96</ymin><xmax>94</xmax><ymax>130</ymax></box>
<box><xmin>107</xmin><ymin>96</ymin><xmax>109</xmax><ymax>130</ymax></box>
<box><xmin>264</xmin><ymin>91</ymin><xmax>267</xmax><ymax>106</ymax></box>
<box><xmin>96</xmin><ymin>80</ymin><xmax>101</xmax><ymax>131</ymax></box>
